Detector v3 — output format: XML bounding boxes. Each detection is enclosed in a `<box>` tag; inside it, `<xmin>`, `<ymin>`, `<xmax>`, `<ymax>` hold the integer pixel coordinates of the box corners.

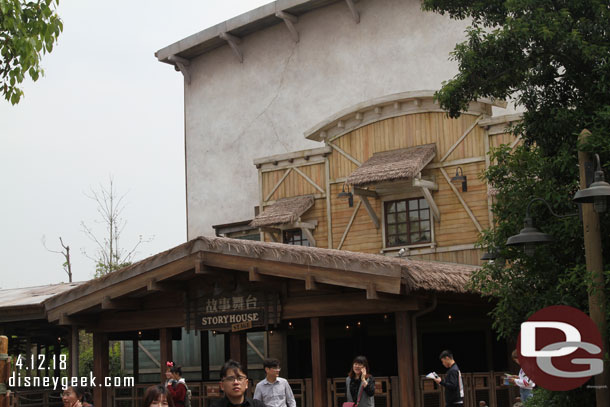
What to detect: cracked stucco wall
<box><xmin>183</xmin><ymin>0</ymin><xmax>471</xmax><ymax>239</ymax></box>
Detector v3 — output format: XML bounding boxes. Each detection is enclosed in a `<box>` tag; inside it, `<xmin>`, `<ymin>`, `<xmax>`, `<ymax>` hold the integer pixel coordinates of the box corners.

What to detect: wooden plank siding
<box><xmin>258</xmin><ymin>112</ymin><xmax>518</xmax><ymax>266</ymax></box>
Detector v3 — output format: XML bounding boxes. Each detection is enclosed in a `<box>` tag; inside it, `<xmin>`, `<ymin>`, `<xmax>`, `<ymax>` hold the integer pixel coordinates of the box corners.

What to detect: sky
<box><xmin>0</xmin><ymin>0</ymin><xmax>273</xmax><ymax>289</ymax></box>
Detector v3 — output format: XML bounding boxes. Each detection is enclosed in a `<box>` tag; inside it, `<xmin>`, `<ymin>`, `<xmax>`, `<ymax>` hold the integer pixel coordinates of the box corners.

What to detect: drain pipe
<box><xmin>412</xmin><ymin>295</ymin><xmax>438</xmax><ymax>407</ymax></box>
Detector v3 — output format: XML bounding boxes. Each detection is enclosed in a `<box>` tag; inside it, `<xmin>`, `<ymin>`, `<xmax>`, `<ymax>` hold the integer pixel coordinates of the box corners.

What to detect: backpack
<box><xmin>183</xmin><ymin>382</ymin><xmax>192</xmax><ymax>407</ymax></box>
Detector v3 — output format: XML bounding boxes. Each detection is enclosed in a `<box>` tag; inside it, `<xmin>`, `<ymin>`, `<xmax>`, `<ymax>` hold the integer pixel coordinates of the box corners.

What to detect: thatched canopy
<box><xmin>250</xmin><ymin>195</ymin><xmax>314</xmax><ymax>227</ymax></box>
<box><xmin>347</xmin><ymin>144</ymin><xmax>436</xmax><ymax>187</ymax></box>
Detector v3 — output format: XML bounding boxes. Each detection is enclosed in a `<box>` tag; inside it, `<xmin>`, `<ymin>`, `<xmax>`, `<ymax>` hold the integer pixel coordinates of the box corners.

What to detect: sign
<box><xmin>194</xmin><ymin>293</ymin><xmax>279</xmax><ymax>331</ymax></box>
<box><xmin>518</xmin><ymin>305</ymin><xmax>603</xmax><ymax>391</ymax></box>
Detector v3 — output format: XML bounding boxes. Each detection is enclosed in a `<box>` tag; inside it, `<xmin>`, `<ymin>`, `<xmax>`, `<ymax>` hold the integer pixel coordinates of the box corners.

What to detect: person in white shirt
<box><xmin>509</xmin><ymin>350</ymin><xmax>535</xmax><ymax>402</ymax></box>
<box><xmin>254</xmin><ymin>358</ymin><xmax>296</xmax><ymax>407</ymax></box>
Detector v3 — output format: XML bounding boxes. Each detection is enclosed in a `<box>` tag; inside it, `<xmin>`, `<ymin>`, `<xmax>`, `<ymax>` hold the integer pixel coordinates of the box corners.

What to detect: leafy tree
<box><xmin>82</xmin><ymin>178</ymin><xmax>152</xmax><ymax>277</ymax></box>
<box><xmin>421</xmin><ymin>1</ymin><xmax>610</xmax><ymax>404</ymax></box>
<box><xmin>78</xmin><ymin>331</ymin><xmax>123</xmax><ymax>377</ymax></box>
<box><xmin>0</xmin><ymin>0</ymin><xmax>62</xmax><ymax>104</ymax></box>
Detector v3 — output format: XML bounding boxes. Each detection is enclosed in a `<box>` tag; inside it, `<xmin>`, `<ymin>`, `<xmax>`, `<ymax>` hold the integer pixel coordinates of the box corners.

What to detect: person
<box><xmin>62</xmin><ymin>386</ymin><xmax>84</xmax><ymax>407</ymax></box>
<box><xmin>254</xmin><ymin>358</ymin><xmax>296</xmax><ymax>407</ymax></box>
<box><xmin>212</xmin><ymin>360</ymin><xmax>265</xmax><ymax>407</ymax></box>
<box><xmin>433</xmin><ymin>350</ymin><xmax>464</xmax><ymax>407</ymax></box>
<box><xmin>81</xmin><ymin>388</ymin><xmax>94</xmax><ymax>407</ymax></box>
<box><xmin>165</xmin><ymin>361</ymin><xmax>175</xmax><ymax>388</ymax></box>
<box><xmin>143</xmin><ymin>385</ymin><xmax>175</xmax><ymax>407</ymax></box>
<box><xmin>509</xmin><ymin>350</ymin><xmax>535</xmax><ymax>403</ymax></box>
<box><xmin>166</xmin><ymin>363</ymin><xmax>187</xmax><ymax>407</ymax></box>
<box><xmin>345</xmin><ymin>356</ymin><xmax>375</xmax><ymax>407</ymax></box>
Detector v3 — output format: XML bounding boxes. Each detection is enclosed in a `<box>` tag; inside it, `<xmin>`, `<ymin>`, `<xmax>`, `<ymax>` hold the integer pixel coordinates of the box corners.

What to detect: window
<box><xmin>283</xmin><ymin>229</ymin><xmax>310</xmax><ymax>246</ymax></box>
<box><xmin>384</xmin><ymin>198</ymin><xmax>431</xmax><ymax>247</ymax></box>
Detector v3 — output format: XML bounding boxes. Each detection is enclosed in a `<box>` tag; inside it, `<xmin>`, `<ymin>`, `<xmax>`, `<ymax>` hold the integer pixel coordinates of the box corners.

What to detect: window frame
<box><xmin>282</xmin><ymin>228</ymin><xmax>310</xmax><ymax>246</ymax></box>
<box><xmin>381</xmin><ymin>195</ymin><xmax>435</xmax><ymax>250</ymax></box>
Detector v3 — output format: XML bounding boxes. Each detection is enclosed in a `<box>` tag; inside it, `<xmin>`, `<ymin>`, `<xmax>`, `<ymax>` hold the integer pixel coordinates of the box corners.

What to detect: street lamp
<box><xmin>505</xmin><ymin>197</ymin><xmax>572</xmax><ymax>256</ymax></box>
<box><xmin>573</xmin><ymin>154</ymin><xmax>610</xmax><ymax>213</ymax></box>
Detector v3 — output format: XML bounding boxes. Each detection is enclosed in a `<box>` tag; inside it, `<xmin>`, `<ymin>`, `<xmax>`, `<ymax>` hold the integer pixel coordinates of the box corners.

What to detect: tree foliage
<box><xmin>0</xmin><ymin>0</ymin><xmax>62</xmax><ymax>104</ymax></box>
<box><xmin>421</xmin><ymin>1</ymin><xmax>610</xmax><ymax>404</ymax></box>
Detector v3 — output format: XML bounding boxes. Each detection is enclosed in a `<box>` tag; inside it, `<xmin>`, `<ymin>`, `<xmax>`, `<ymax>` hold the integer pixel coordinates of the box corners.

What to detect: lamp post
<box><xmin>504</xmin><ymin>130</ymin><xmax>609</xmax><ymax>407</ymax></box>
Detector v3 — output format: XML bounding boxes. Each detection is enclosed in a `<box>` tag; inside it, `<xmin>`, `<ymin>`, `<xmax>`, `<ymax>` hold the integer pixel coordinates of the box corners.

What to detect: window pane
<box><xmin>409</xmin><ymin>210</ymin><xmax>419</xmax><ymax>221</ymax></box>
<box><xmin>387</xmin><ymin>202</ymin><xmax>396</xmax><ymax>213</ymax></box>
<box><xmin>410</xmin><ymin>233</ymin><xmax>419</xmax><ymax>243</ymax></box>
<box><xmin>421</xmin><ymin>209</ymin><xmax>429</xmax><ymax>220</ymax></box>
<box><xmin>388</xmin><ymin>225</ymin><xmax>396</xmax><ymax>235</ymax></box>
<box><xmin>398</xmin><ymin>224</ymin><xmax>407</xmax><ymax>234</ymax></box>
<box><xmin>397</xmin><ymin>201</ymin><xmax>406</xmax><ymax>212</ymax></box>
<box><xmin>387</xmin><ymin>213</ymin><xmax>396</xmax><ymax>224</ymax></box>
<box><xmin>388</xmin><ymin>236</ymin><xmax>397</xmax><ymax>246</ymax></box>
<box><xmin>408</xmin><ymin>200</ymin><xmax>418</xmax><ymax>210</ymax></box>
<box><xmin>410</xmin><ymin>222</ymin><xmax>419</xmax><ymax>233</ymax></box>
<box><xmin>421</xmin><ymin>221</ymin><xmax>430</xmax><ymax>232</ymax></box>
<box><xmin>421</xmin><ymin>232</ymin><xmax>430</xmax><ymax>242</ymax></box>
<box><xmin>419</xmin><ymin>198</ymin><xmax>429</xmax><ymax>209</ymax></box>
<box><xmin>396</xmin><ymin>235</ymin><xmax>406</xmax><ymax>245</ymax></box>
<box><xmin>397</xmin><ymin>212</ymin><xmax>407</xmax><ymax>222</ymax></box>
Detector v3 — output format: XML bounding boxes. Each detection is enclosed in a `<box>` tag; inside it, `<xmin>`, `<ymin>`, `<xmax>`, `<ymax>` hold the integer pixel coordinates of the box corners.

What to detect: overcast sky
<box><xmin>0</xmin><ymin>0</ymin><xmax>272</xmax><ymax>289</ymax></box>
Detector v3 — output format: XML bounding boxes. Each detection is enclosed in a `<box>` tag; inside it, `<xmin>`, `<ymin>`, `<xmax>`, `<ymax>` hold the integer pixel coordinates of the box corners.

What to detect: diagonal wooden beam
<box><xmin>359</xmin><ymin>196</ymin><xmax>379</xmax><ymax>229</ymax></box>
<box><xmin>440</xmin><ymin>115</ymin><xmax>484</xmax><ymax>162</ymax></box>
<box><xmin>440</xmin><ymin>168</ymin><xmax>483</xmax><ymax>232</ymax></box>
<box><xmin>420</xmin><ymin>187</ymin><xmax>441</xmax><ymax>222</ymax></box>
<box><xmin>337</xmin><ymin>200</ymin><xmax>362</xmax><ymax>250</ymax></box>
<box><xmin>329</xmin><ymin>142</ymin><xmax>362</xmax><ymax>167</ymax></box>
<box><xmin>301</xmin><ymin>227</ymin><xmax>317</xmax><ymax>247</ymax></box>
<box><xmin>293</xmin><ymin>167</ymin><xmax>325</xmax><ymax>193</ymax></box>
<box><xmin>265</xmin><ymin>168</ymin><xmax>292</xmax><ymax>202</ymax></box>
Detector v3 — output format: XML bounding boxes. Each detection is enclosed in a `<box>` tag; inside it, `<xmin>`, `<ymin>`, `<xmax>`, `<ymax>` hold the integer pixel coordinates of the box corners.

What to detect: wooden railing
<box><xmin>9</xmin><ymin>372</ymin><xmax>520</xmax><ymax>407</ymax></box>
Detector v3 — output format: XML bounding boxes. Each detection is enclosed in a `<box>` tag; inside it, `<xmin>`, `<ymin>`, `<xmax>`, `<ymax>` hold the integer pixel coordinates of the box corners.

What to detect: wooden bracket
<box><xmin>366</xmin><ymin>283</ymin><xmax>379</xmax><ymax>300</ymax></box>
<box><xmin>195</xmin><ymin>253</ymin><xmax>213</xmax><ymax>275</ymax></box>
<box><xmin>219</xmin><ymin>32</ymin><xmax>244</xmax><ymax>62</ymax></box>
<box><xmin>276</xmin><ymin>11</ymin><xmax>299</xmax><ymax>42</ymax></box>
<box><xmin>305</xmin><ymin>275</ymin><xmax>318</xmax><ymax>291</ymax></box>
<box><xmin>147</xmin><ymin>279</ymin><xmax>185</xmax><ymax>292</ymax></box>
<box><xmin>412</xmin><ymin>178</ymin><xmax>438</xmax><ymax>191</ymax></box>
<box><xmin>301</xmin><ymin>228</ymin><xmax>317</xmax><ymax>247</ymax></box>
<box><xmin>359</xmin><ymin>196</ymin><xmax>380</xmax><ymax>229</ymax></box>
<box><xmin>353</xmin><ymin>187</ymin><xmax>378</xmax><ymax>198</ymax></box>
<box><xmin>345</xmin><ymin>0</ymin><xmax>360</xmax><ymax>23</ymax></box>
<box><xmin>421</xmin><ymin>186</ymin><xmax>441</xmax><ymax>222</ymax></box>
<box><xmin>101</xmin><ymin>296</ymin><xmax>140</xmax><ymax>310</ymax></box>
<box><xmin>167</xmin><ymin>55</ymin><xmax>191</xmax><ymax>85</ymax></box>
<box><xmin>249</xmin><ymin>266</ymin><xmax>262</xmax><ymax>282</ymax></box>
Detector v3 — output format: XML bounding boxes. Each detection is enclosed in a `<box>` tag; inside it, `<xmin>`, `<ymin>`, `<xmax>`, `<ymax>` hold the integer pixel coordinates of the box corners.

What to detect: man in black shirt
<box><xmin>433</xmin><ymin>350</ymin><xmax>464</xmax><ymax>407</ymax></box>
<box><xmin>212</xmin><ymin>360</ymin><xmax>265</xmax><ymax>407</ymax></box>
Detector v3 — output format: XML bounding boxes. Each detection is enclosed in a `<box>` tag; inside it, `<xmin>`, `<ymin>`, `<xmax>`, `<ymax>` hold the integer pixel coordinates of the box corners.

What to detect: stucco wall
<box><xmin>184</xmin><ymin>0</ymin><xmax>471</xmax><ymax>239</ymax></box>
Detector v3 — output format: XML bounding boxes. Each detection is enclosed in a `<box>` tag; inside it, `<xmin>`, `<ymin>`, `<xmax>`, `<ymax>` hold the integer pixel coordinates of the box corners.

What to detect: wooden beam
<box><xmin>353</xmin><ymin>187</ymin><xmax>378</xmax><ymax>197</ymax></box>
<box><xmin>412</xmin><ymin>178</ymin><xmax>438</xmax><ymax>191</ymax></box>
<box><xmin>93</xmin><ymin>332</ymin><xmax>109</xmax><ymax>407</ymax></box>
<box><xmin>265</xmin><ymin>168</ymin><xmax>292</xmax><ymax>202</ymax></box>
<box><xmin>440</xmin><ymin>168</ymin><xmax>483</xmax><ymax>232</ymax></box>
<box><xmin>70</xmin><ymin>326</ymin><xmax>79</xmax><ymax>377</ymax></box>
<box><xmin>420</xmin><ymin>187</ymin><xmax>441</xmax><ymax>222</ymax></box>
<box><xmin>338</xmin><ymin>200</ymin><xmax>362</xmax><ymax>250</ymax></box>
<box><xmin>195</xmin><ymin>253</ymin><xmax>213</xmax><ymax>275</ymax></box>
<box><xmin>219</xmin><ymin>32</ymin><xmax>243</xmax><ymax>62</ymax></box>
<box><xmin>328</xmin><ymin>142</ymin><xmax>362</xmax><ymax>167</ymax></box>
<box><xmin>230</xmin><ymin>332</ymin><xmax>248</xmax><ymax>371</ymax></box>
<box><xmin>289</xmin><ymin>221</ymin><xmax>317</xmax><ymax>230</ymax></box>
<box><xmin>159</xmin><ymin>328</ymin><xmax>173</xmax><ymax>383</ymax></box>
<box><xmin>301</xmin><ymin>228</ymin><xmax>317</xmax><ymax>247</ymax></box>
<box><xmin>132</xmin><ymin>339</ymin><xmax>139</xmax><ymax>384</ymax></box>
<box><xmin>276</xmin><ymin>11</ymin><xmax>299</xmax><ymax>42</ymax></box>
<box><xmin>395</xmin><ymin>312</ymin><xmax>416</xmax><ymax>407</ymax></box>
<box><xmin>147</xmin><ymin>279</ymin><xmax>185</xmax><ymax>292</ymax></box>
<box><xmin>360</xmin><ymin>196</ymin><xmax>380</xmax><ymax>229</ymax></box>
<box><xmin>311</xmin><ymin>318</ymin><xmax>327</xmax><ymax>407</ymax></box>
<box><xmin>427</xmin><ymin>156</ymin><xmax>485</xmax><ymax>169</ymax></box>
<box><xmin>325</xmin><ymin>156</ymin><xmax>333</xmax><ymax>249</ymax></box>
<box><xmin>249</xmin><ymin>266</ymin><xmax>262</xmax><ymax>282</ymax></box>
<box><xmin>440</xmin><ymin>115</ymin><xmax>483</xmax><ymax>162</ymax></box>
<box><xmin>101</xmin><ymin>296</ymin><xmax>140</xmax><ymax>310</ymax></box>
<box><xmin>293</xmin><ymin>167</ymin><xmax>326</xmax><ymax>194</ymax></box>
<box><xmin>366</xmin><ymin>283</ymin><xmax>379</xmax><ymax>300</ymax></box>
<box><xmin>305</xmin><ymin>275</ymin><xmax>318</xmax><ymax>291</ymax></box>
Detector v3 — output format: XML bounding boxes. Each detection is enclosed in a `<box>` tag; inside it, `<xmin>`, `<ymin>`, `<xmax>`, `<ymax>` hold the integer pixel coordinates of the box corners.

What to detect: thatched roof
<box><xmin>250</xmin><ymin>195</ymin><xmax>314</xmax><ymax>227</ymax></box>
<box><xmin>347</xmin><ymin>144</ymin><xmax>436</xmax><ymax>187</ymax></box>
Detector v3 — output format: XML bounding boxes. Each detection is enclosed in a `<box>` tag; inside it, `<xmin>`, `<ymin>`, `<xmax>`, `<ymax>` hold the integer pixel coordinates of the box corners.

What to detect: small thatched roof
<box><xmin>347</xmin><ymin>144</ymin><xmax>436</xmax><ymax>187</ymax></box>
<box><xmin>250</xmin><ymin>195</ymin><xmax>314</xmax><ymax>227</ymax></box>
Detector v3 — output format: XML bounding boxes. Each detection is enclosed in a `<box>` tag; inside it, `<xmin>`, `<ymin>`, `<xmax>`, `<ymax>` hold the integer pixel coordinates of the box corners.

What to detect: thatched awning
<box><xmin>250</xmin><ymin>195</ymin><xmax>314</xmax><ymax>227</ymax></box>
<box><xmin>347</xmin><ymin>144</ymin><xmax>436</xmax><ymax>187</ymax></box>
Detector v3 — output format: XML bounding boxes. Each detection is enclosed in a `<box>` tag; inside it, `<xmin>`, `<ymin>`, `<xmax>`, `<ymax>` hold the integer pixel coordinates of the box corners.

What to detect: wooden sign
<box><xmin>231</xmin><ymin>320</ymin><xmax>253</xmax><ymax>332</ymax></box>
<box><xmin>206</xmin><ymin>384</ymin><xmax>220</xmax><ymax>397</ymax></box>
<box><xmin>192</xmin><ymin>293</ymin><xmax>280</xmax><ymax>331</ymax></box>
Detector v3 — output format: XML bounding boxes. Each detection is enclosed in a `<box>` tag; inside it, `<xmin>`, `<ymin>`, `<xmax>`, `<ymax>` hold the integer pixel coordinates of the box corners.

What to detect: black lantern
<box><xmin>337</xmin><ymin>183</ymin><xmax>354</xmax><ymax>207</ymax></box>
<box><xmin>451</xmin><ymin>167</ymin><xmax>467</xmax><ymax>192</ymax></box>
<box><xmin>573</xmin><ymin>154</ymin><xmax>610</xmax><ymax>213</ymax></box>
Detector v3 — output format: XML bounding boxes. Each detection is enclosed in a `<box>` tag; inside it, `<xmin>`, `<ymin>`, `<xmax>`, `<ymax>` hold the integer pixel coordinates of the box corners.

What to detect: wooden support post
<box><xmin>201</xmin><ymin>332</ymin><xmax>210</xmax><ymax>381</ymax></box>
<box><xmin>93</xmin><ymin>332</ymin><xmax>109</xmax><ymax>407</ymax></box>
<box><xmin>54</xmin><ymin>342</ymin><xmax>61</xmax><ymax>380</ymax></box>
<box><xmin>70</xmin><ymin>327</ymin><xmax>79</xmax><ymax>378</ymax></box>
<box><xmin>578</xmin><ymin>129</ymin><xmax>610</xmax><ymax>407</ymax></box>
<box><xmin>395</xmin><ymin>312</ymin><xmax>415</xmax><ymax>407</ymax></box>
<box><xmin>160</xmin><ymin>328</ymin><xmax>173</xmax><ymax>383</ymax></box>
<box><xmin>36</xmin><ymin>343</ymin><xmax>42</xmax><ymax>378</ymax></box>
<box><xmin>230</xmin><ymin>332</ymin><xmax>248</xmax><ymax>372</ymax></box>
<box><xmin>310</xmin><ymin>318</ymin><xmax>327</xmax><ymax>407</ymax></box>
<box><xmin>0</xmin><ymin>336</ymin><xmax>8</xmax><ymax>407</ymax></box>
<box><xmin>44</xmin><ymin>343</ymin><xmax>50</xmax><ymax>377</ymax></box>
<box><xmin>132</xmin><ymin>339</ymin><xmax>139</xmax><ymax>384</ymax></box>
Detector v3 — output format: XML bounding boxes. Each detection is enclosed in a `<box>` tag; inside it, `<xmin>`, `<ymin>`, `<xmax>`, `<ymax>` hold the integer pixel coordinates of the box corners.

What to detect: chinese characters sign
<box><xmin>194</xmin><ymin>293</ymin><xmax>279</xmax><ymax>332</ymax></box>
